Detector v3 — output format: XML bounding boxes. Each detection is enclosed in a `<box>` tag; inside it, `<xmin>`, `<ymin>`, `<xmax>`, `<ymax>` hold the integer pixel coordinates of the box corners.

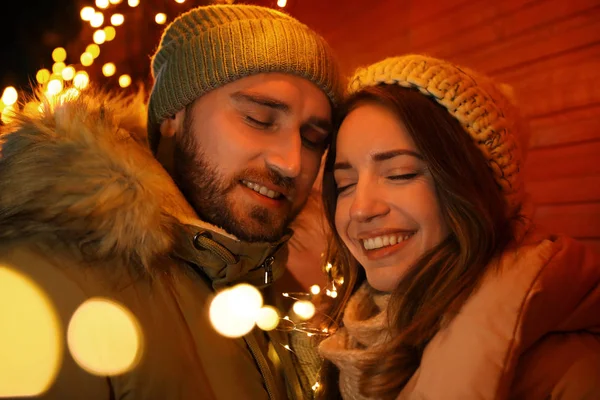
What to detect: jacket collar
<box><xmin>173</xmin><ymin>221</ymin><xmax>291</xmax><ymax>290</ymax></box>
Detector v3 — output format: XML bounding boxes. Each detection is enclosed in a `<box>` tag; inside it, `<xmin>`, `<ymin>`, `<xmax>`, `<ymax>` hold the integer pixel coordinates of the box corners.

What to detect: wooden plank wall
<box><xmin>255</xmin><ymin>0</ymin><xmax>600</xmax><ymax>254</ymax></box>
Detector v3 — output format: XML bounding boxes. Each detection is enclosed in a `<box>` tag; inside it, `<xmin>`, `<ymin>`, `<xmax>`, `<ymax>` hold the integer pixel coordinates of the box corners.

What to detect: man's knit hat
<box><xmin>348</xmin><ymin>54</ymin><xmax>527</xmax><ymax>216</ymax></box>
<box><xmin>148</xmin><ymin>4</ymin><xmax>342</xmax><ymax>153</ymax></box>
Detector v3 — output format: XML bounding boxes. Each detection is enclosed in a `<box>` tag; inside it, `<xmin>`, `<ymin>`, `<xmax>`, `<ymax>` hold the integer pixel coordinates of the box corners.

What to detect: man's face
<box><xmin>169</xmin><ymin>73</ymin><xmax>332</xmax><ymax>242</ymax></box>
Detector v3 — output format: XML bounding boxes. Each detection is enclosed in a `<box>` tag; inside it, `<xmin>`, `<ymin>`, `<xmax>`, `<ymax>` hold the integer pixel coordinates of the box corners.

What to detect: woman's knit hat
<box><xmin>348</xmin><ymin>55</ymin><xmax>527</xmax><ymax>215</ymax></box>
<box><xmin>147</xmin><ymin>4</ymin><xmax>342</xmax><ymax>153</ymax></box>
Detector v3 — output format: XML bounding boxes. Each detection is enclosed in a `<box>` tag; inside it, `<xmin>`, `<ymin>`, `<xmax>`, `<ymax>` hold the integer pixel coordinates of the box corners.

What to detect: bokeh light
<box><xmin>293</xmin><ymin>300</ymin><xmax>316</xmax><ymax>320</ymax></box>
<box><xmin>93</xmin><ymin>29</ymin><xmax>106</xmax><ymax>44</ymax></box>
<box><xmin>73</xmin><ymin>71</ymin><xmax>90</xmax><ymax>90</ymax></box>
<box><xmin>95</xmin><ymin>0</ymin><xmax>110</xmax><ymax>9</ymax></box>
<box><xmin>90</xmin><ymin>12</ymin><xmax>105</xmax><ymax>28</ymax></box>
<box><xmin>80</xmin><ymin>52</ymin><xmax>94</xmax><ymax>66</ymax></box>
<box><xmin>36</xmin><ymin>69</ymin><xmax>51</xmax><ymax>84</ymax></box>
<box><xmin>1</xmin><ymin>86</ymin><xmax>18</xmax><ymax>106</ymax></box>
<box><xmin>102</xmin><ymin>63</ymin><xmax>116</xmax><ymax>77</ymax></box>
<box><xmin>47</xmin><ymin>79</ymin><xmax>64</xmax><ymax>96</ymax></box>
<box><xmin>118</xmin><ymin>74</ymin><xmax>132</xmax><ymax>88</ymax></box>
<box><xmin>310</xmin><ymin>285</ymin><xmax>320</xmax><ymax>295</ymax></box>
<box><xmin>127</xmin><ymin>0</ymin><xmax>139</xmax><ymax>7</ymax></box>
<box><xmin>61</xmin><ymin>66</ymin><xmax>76</xmax><ymax>81</ymax></box>
<box><xmin>0</xmin><ymin>266</ymin><xmax>62</xmax><ymax>397</ymax></box>
<box><xmin>86</xmin><ymin>44</ymin><xmax>101</xmax><ymax>59</ymax></box>
<box><xmin>51</xmin><ymin>47</ymin><xmax>67</xmax><ymax>63</ymax></box>
<box><xmin>67</xmin><ymin>298</ymin><xmax>143</xmax><ymax>376</ymax></box>
<box><xmin>111</xmin><ymin>13</ymin><xmax>124</xmax><ymax>26</ymax></box>
<box><xmin>104</xmin><ymin>26</ymin><xmax>116</xmax><ymax>41</ymax></box>
<box><xmin>155</xmin><ymin>13</ymin><xmax>167</xmax><ymax>24</ymax></box>
<box><xmin>80</xmin><ymin>6</ymin><xmax>95</xmax><ymax>21</ymax></box>
<box><xmin>52</xmin><ymin>62</ymin><xmax>66</xmax><ymax>75</ymax></box>
<box><xmin>209</xmin><ymin>284</ymin><xmax>263</xmax><ymax>338</ymax></box>
<box><xmin>255</xmin><ymin>306</ymin><xmax>280</xmax><ymax>331</ymax></box>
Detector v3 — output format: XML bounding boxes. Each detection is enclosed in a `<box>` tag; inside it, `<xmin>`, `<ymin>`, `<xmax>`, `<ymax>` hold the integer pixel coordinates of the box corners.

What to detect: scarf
<box><xmin>318</xmin><ymin>283</ymin><xmax>392</xmax><ymax>400</ymax></box>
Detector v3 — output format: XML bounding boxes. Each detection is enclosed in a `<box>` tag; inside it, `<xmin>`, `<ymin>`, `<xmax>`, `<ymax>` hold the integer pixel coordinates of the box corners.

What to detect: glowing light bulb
<box><xmin>102</xmin><ymin>63</ymin><xmax>116</xmax><ymax>77</ymax></box>
<box><xmin>51</xmin><ymin>47</ymin><xmax>67</xmax><ymax>63</ymax></box>
<box><xmin>73</xmin><ymin>71</ymin><xmax>90</xmax><ymax>90</ymax></box>
<box><xmin>90</xmin><ymin>12</ymin><xmax>104</xmax><ymax>28</ymax></box>
<box><xmin>93</xmin><ymin>29</ymin><xmax>106</xmax><ymax>44</ymax></box>
<box><xmin>0</xmin><ymin>266</ymin><xmax>62</xmax><ymax>397</ymax></box>
<box><xmin>110</xmin><ymin>13</ymin><xmax>124</xmax><ymax>26</ymax></box>
<box><xmin>277</xmin><ymin>0</ymin><xmax>287</xmax><ymax>7</ymax></box>
<box><xmin>95</xmin><ymin>0</ymin><xmax>109</xmax><ymax>9</ymax></box>
<box><xmin>155</xmin><ymin>13</ymin><xmax>167</xmax><ymax>24</ymax></box>
<box><xmin>292</xmin><ymin>300</ymin><xmax>316</xmax><ymax>320</ymax></box>
<box><xmin>81</xmin><ymin>7</ymin><xmax>96</xmax><ymax>21</ymax></box>
<box><xmin>109</xmin><ymin>0</ymin><xmax>122</xmax><ymax>3</ymax></box>
<box><xmin>52</xmin><ymin>62</ymin><xmax>66</xmax><ymax>75</ymax></box>
<box><xmin>118</xmin><ymin>74</ymin><xmax>131</xmax><ymax>88</ymax></box>
<box><xmin>310</xmin><ymin>285</ymin><xmax>320</xmax><ymax>295</ymax></box>
<box><xmin>67</xmin><ymin>298</ymin><xmax>142</xmax><ymax>376</ymax></box>
<box><xmin>47</xmin><ymin>79</ymin><xmax>63</xmax><ymax>96</ymax></box>
<box><xmin>36</xmin><ymin>69</ymin><xmax>51</xmax><ymax>84</ymax></box>
<box><xmin>104</xmin><ymin>26</ymin><xmax>116</xmax><ymax>41</ymax></box>
<box><xmin>209</xmin><ymin>284</ymin><xmax>263</xmax><ymax>338</ymax></box>
<box><xmin>127</xmin><ymin>0</ymin><xmax>139</xmax><ymax>7</ymax></box>
<box><xmin>1</xmin><ymin>86</ymin><xmax>18</xmax><ymax>106</ymax></box>
<box><xmin>80</xmin><ymin>52</ymin><xmax>94</xmax><ymax>66</ymax></box>
<box><xmin>86</xmin><ymin>44</ymin><xmax>101</xmax><ymax>58</ymax></box>
<box><xmin>255</xmin><ymin>306</ymin><xmax>280</xmax><ymax>331</ymax></box>
<box><xmin>175</xmin><ymin>0</ymin><xmax>185</xmax><ymax>3</ymax></box>
<box><xmin>61</xmin><ymin>66</ymin><xmax>76</xmax><ymax>81</ymax></box>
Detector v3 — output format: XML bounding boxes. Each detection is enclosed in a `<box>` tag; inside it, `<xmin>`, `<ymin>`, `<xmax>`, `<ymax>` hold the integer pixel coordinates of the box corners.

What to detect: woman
<box><xmin>312</xmin><ymin>55</ymin><xmax>600</xmax><ymax>399</ymax></box>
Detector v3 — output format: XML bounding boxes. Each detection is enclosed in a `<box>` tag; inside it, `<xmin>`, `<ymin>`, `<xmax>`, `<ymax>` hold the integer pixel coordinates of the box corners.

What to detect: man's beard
<box><xmin>172</xmin><ymin>115</ymin><xmax>301</xmax><ymax>243</ymax></box>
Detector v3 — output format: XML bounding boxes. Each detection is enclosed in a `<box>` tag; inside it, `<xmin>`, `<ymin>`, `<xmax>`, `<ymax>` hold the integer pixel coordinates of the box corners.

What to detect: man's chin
<box><xmin>224</xmin><ymin>216</ymin><xmax>289</xmax><ymax>243</ymax></box>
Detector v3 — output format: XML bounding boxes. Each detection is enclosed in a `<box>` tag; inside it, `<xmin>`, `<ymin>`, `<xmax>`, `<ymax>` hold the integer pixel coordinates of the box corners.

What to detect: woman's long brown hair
<box><xmin>316</xmin><ymin>84</ymin><xmax>518</xmax><ymax>399</ymax></box>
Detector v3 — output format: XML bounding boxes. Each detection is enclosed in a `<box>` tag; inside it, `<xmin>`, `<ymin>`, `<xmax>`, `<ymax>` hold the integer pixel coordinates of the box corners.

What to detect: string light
<box><xmin>102</xmin><ymin>62</ymin><xmax>116</xmax><ymax>77</ymax></box>
<box><xmin>118</xmin><ymin>74</ymin><xmax>132</xmax><ymax>88</ymax></box>
<box><xmin>80</xmin><ymin>7</ymin><xmax>95</xmax><ymax>21</ymax></box>
<box><xmin>155</xmin><ymin>13</ymin><xmax>167</xmax><ymax>24</ymax></box>
<box><xmin>86</xmin><ymin>44</ymin><xmax>101</xmax><ymax>59</ymax></box>
<box><xmin>36</xmin><ymin>69</ymin><xmax>51</xmax><ymax>84</ymax></box>
<box><xmin>110</xmin><ymin>13</ymin><xmax>124</xmax><ymax>26</ymax></box>
<box><xmin>51</xmin><ymin>47</ymin><xmax>67</xmax><ymax>63</ymax></box>
<box><xmin>93</xmin><ymin>29</ymin><xmax>106</xmax><ymax>44</ymax></box>
<box><xmin>95</xmin><ymin>0</ymin><xmax>110</xmax><ymax>9</ymax></box>
<box><xmin>127</xmin><ymin>0</ymin><xmax>139</xmax><ymax>7</ymax></box>
<box><xmin>80</xmin><ymin>52</ymin><xmax>94</xmax><ymax>66</ymax></box>
<box><xmin>277</xmin><ymin>0</ymin><xmax>287</xmax><ymax>7</ymax></box>
<box><xmin>90</xmin><ymin>12</ymin><xmax>105</xmax><ymax>28</ymax></box>
<box><xmin>104</xmin><ymin>26</ymin><xmax>116</xmax><ymax>41</ymax></box>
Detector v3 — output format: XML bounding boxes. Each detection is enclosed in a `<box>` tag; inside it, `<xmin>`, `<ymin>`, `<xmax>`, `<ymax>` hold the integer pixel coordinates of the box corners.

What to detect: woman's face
<box><xmin>333</xmin><ymin>102</ymin><xmax>449</xmax><ymax>292</ymax></box>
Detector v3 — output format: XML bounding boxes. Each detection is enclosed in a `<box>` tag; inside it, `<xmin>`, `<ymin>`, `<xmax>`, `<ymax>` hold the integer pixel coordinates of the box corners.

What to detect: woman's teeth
<box><xmin>242</xmin><ymin>180</ymin><xmax>281</xmax><ymax>199</ymax></box>
<box><xmin>362</xmin><ymin>233</ymin><xmax>414</xmax><ymax>250</ymax></box>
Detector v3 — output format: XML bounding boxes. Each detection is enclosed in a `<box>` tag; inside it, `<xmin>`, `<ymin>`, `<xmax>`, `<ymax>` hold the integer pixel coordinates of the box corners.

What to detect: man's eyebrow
<box><xmin>231</xmin><ymin>91</ymin><xmax>290</xmax><ymax>112</ymax></box>
<box><xmin>233</xmin><ymin>91</ymin><xmax>332</xmax><ymax>134</ymax></box>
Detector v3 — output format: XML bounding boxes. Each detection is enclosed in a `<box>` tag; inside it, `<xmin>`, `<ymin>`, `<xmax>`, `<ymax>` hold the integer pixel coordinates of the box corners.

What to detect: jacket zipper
<box><xmin>262</xmin><ymin>256</ymin><xmax>275</xmax><ymax>285</ymax></box>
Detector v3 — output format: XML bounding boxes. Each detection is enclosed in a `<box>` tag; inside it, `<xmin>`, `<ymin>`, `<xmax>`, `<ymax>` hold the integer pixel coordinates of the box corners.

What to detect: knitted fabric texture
<box><xmin>148</xmin><ymin>4</ymin><xmax>342</xmax><ymax>152</ymax></box>
<box><xmin>348</xmin><ymin>55</ymin><xmax>525</xmax><ymax>216</ymax></box>
<box><xmin>318</xmin><ymin>283</ymin><xmax>391</xmax><ymax>400</ymax></box>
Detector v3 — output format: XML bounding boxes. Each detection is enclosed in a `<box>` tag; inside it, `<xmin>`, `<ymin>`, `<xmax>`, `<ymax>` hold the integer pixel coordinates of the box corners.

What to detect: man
<box><xmin>0</xmin><ymin>4</ymin><xmax>341</xmax><ymax>399</ymax></box>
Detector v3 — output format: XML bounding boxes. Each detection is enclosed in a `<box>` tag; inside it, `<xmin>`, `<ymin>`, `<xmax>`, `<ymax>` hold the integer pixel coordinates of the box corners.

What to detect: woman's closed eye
<box><xmin>388</xmin><ymin>172</ymin><xmax>419</xmax><ymax>181</ymax></box>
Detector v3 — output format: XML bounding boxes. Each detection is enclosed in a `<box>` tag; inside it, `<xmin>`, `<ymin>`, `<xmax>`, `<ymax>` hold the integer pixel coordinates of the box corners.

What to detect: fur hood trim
<box><xmin>0</xmin><ymin>87</ymin><xmax>203</xmax><ymax>268</ymax></box>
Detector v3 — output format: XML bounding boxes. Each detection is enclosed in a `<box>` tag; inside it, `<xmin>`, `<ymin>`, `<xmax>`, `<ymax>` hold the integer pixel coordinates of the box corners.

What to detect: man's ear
<box><xmin>159</xmin><ymin>108</ymin><xmax>186</xmax><ymax>138</ymax></box>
